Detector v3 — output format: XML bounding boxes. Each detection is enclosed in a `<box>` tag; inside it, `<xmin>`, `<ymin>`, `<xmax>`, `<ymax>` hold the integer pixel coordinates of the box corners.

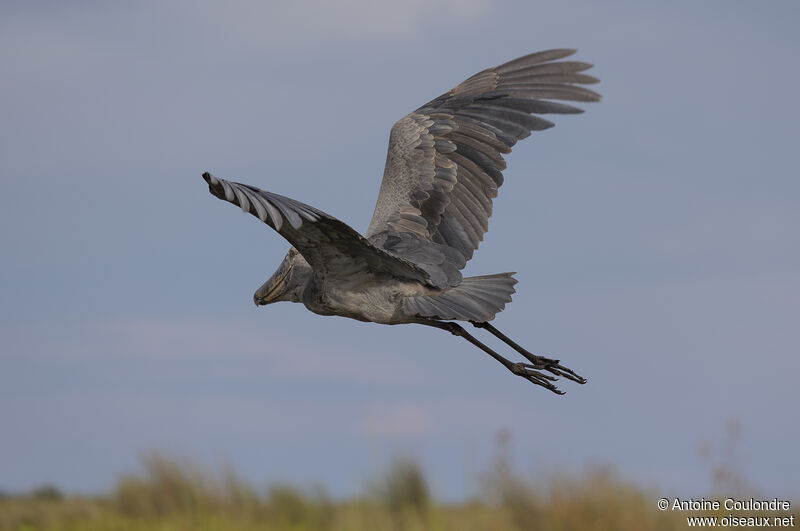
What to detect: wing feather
<box><xmin>203</xmin><ymin>173</ymin><xmax>431</xmax><ymax>285</ymax></box>
<box><xmin>366</xmin><ymin>49</ymin><xmax>599</xmax><ymax>285</ymax></box>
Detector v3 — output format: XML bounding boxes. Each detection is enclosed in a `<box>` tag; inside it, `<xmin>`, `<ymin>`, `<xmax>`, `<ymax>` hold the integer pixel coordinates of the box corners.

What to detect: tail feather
<box><xmin>403</xmin><ymin>273</ymin><xmax>517</xmax><ymax>322</ymax></box>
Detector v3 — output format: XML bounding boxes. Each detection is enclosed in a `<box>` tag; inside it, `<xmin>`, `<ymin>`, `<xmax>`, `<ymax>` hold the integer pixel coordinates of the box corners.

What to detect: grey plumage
<box><xmin>203</xmin><ymin>173</ymin><xmax>430</xmax><ymax>285</ymax></box>
<box><xmin>365</xmin><ymin>48</ymin><xmax>600</xmax><ymax>282</ymax></box>
<box><xmin>403</xmin><ymin>273</ymin><xmax>518</xmax><ymax>322</ymax></box>
<box><xmin>202</xmin><ymin>49</ymin><xmax>599</xmax><ymax>393</ymax></box>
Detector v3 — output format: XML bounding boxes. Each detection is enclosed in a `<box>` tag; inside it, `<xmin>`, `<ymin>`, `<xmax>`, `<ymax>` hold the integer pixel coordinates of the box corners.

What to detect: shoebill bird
<box><xmin>202</xmin><ymin>49</ymin><xmax>600</xmax><ymax>393</ymax></box>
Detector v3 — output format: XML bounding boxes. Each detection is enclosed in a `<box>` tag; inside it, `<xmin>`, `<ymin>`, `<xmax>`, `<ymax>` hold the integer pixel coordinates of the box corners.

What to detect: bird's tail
<box><xmin>403</xmin><ymin>273</ymin><xmax>517</xmax><ymax>322</ymax></box>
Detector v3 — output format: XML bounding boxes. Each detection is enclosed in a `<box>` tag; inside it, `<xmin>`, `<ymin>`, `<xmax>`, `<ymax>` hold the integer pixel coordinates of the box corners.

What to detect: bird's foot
<box><xmin>510</xmin><ymin>363</ymin><xmax>565</xmax><ymax>394</ymax></box>
<box><xmin>420</xmin><ymin>319</ymin><xmax>586</xmax><ymax>394</ymax></box>
<box><xmin>525</xmin><ymin>355</ymin><xmax>587</xmax><ymax>385</ymax></box>
<box><xmin>469</xmin><ymin>321</ymin><xmax>586</xmax><ymax>388</ymax></box>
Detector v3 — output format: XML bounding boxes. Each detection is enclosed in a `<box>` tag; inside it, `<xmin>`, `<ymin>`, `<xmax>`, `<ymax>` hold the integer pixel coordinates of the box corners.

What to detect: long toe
<box><xmin>543</xmin><ymin>361</ymin><xmax>587</xmax><ymax>384</ymax></box>
<box><xmin>511</xmin><ymin>363</ymin><xmax>565</xmax><ymax>394</ymax></box>
<box><xmin>528</xmin><ymin>356</ymin><xmax>587</xmax><ymax>384</ymax></box>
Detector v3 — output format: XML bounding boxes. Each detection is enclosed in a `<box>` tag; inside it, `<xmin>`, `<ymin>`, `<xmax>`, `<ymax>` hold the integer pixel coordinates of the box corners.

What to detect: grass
<box><xmin>0</xmin><ymin>457</ymin><xmax>676</xmax><ymax>531</ymax></box>
<box><xmin>1</xmin><ymin>427</ymin><xmax>795</xmax><ymax>530</ymax></box>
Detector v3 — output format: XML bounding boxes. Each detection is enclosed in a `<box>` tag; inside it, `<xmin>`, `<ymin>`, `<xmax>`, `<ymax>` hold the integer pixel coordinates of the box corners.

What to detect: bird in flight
<box><xmin>203</xmin><ymin>49</ymin><xmax>599</xmax><ymax>393</ymax></box>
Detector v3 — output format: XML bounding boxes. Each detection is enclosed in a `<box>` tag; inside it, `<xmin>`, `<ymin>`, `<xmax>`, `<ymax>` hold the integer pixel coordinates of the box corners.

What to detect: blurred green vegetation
<box><xmin>1</xmin><ymin>425</ymin><xmax>795</xmax><ymax>530</ymax></box>
<box><xmin>0</xmin><ymin>459</ymin><xmax>677</xmax><ymax>531</ymax></box>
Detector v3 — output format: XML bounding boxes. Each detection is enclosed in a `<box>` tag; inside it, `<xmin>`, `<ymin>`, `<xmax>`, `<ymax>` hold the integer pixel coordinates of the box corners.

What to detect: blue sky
<box><xmin>1</xmin><ymin>1</ymin><xmax>798</xmax><ymax>500</ymax></box>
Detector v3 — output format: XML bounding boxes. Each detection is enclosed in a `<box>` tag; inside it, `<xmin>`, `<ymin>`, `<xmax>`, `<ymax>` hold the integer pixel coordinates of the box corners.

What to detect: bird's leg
<box><xmin>415</xmin><ymin>319</ymin><xmax>566</xmax><ymax>394</ymax></box>
<box><xmin>470</xmin><ymin>321</ymin><xmax>586</xmax><ymax>384</ymax></box>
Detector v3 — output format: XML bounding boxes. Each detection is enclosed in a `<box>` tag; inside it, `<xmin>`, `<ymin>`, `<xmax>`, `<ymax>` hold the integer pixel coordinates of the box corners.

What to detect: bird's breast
<box><xmin>302</xmin><ymin>278</ymin><xmax>424</xmax><ymax>324</ymax></box>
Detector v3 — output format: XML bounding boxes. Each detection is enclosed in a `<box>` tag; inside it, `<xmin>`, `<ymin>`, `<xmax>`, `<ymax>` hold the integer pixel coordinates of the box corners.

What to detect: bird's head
<box><xmin>254</xmin><ymin>248</ymin><xmax>312</xmax><ymax>306</ymax></box>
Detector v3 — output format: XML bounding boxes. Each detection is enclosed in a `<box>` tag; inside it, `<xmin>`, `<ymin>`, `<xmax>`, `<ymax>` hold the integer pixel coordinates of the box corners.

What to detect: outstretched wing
<box><xmin>366</xmin><ymin>49</ymin><xmax>600</xmax><ymax>287</ymax></box>
<box><xmin>203</xmin><ymin>173</ymin><xmax>431</xmax><ymax>284</ymax></box>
